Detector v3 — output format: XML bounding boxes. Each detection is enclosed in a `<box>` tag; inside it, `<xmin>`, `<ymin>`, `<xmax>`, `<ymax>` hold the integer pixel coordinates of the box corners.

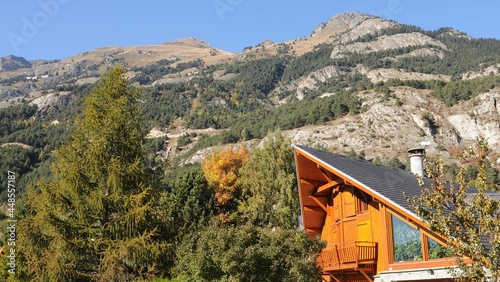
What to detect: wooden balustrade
<box><xmin>318</xmin><ymin>241</ymin><xmax>377</xmax><ymax>270</ymax></box>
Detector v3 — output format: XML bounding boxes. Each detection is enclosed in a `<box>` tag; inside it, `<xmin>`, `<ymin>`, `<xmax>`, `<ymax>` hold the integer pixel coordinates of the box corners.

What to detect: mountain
<box><xmin>1</xmin><ymin>12</ymin><xmax>500</xmax><ymax>177</ymax></box>
<box><xmin>0</xmin><ymin>55</ymin><xmax>31</xmax><ymax>71</ymax></box>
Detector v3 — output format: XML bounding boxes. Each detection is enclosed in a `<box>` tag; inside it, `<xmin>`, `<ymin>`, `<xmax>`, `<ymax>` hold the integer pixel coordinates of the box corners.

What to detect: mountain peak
<box><xmin>0</xmin><ymin>55</ymin><xmax>31</xmax><ymax>72</ymax></box>
<box><xmin>163</xmin><ymin>37</ymin><xmax>212</xmax><ymax>49</ymax></box>
<box><xmin>311</xmin><ymin>12</ymin><xmax>383</xmax><ymax>37</ymax></box>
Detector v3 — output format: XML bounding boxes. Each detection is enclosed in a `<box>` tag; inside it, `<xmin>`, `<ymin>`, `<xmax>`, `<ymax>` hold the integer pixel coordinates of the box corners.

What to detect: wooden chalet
<box><xmin>294</xmin><ymin>145</ymin><xmax>465</xmax><ymax>282</ymax></box>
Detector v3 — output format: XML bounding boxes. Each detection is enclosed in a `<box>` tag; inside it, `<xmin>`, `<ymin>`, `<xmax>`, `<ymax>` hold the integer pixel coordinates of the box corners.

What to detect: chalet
<box><xmin>294</xmin><ymin>145</ymin><xmax>470</xmax><ymax>282</ymax></box>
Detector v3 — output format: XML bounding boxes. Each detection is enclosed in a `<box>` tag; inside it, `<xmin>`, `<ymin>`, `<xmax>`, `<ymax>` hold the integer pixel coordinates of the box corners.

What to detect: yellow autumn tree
<box><xmin>202</xmin><ymin>147</ymin><xmax>248</xmax><ymax>215</ymax></box>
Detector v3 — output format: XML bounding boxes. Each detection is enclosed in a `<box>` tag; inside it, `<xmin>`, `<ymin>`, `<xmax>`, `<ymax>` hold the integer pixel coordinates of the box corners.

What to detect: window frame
<box><xmin>387</xmin><ymin>211</ymin><xmax>455</xmax><ymax>267</ymax></box>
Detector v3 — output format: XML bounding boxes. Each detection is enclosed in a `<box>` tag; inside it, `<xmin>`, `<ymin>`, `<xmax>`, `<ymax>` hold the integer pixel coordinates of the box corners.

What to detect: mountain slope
<box><xmin>1</xmin><ymin>12</ymin><xmax>500</xmax><ymax>173</ymax></box>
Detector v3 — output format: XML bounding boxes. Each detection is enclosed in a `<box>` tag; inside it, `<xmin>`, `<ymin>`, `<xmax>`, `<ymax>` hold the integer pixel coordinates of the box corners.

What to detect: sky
<box><xmin>1</xmin><ymin>0</ymin><xmax>499</xmax><ymax>61</ymax></box>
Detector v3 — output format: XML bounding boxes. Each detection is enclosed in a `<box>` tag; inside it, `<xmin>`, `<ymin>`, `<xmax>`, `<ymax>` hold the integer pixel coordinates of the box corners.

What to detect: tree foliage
<box><xmin>173</xmin><ymin>224</ymin><xmax>325</xmax><ymax>282</ymax></box>
<box><xmin>408</xmin><ymin>137</ymin><xmax>500</xmax><ymax>281</ymax></box>
<box><xmin>16</xmin><ymin>65</ymin><xmax>170</xmax><ymax>281</ymax></box>
<box><xmin>0</xmin><ymin>104</ymin><xmax>37</xmax><ymax>138</ymax></box>
<box><xmin>202</xmin><ymin>147</ymin><xmax>249</xmax><ymax>208</ymax></box>
<box><xmin>238</xmin><ymin>131</ymin><xmax>299</xmax><ymax>228</ymax></box>
<box><xmin>163</xmin><ymin>163</ymin><xmax>214</xmax><ymax>240</ymax></box>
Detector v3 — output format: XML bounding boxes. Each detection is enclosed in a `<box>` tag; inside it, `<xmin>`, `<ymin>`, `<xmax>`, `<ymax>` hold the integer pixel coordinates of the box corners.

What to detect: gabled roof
<box><xmin>294</xmin><ymin>145</ymin><xmax>427</xmax><ymax>221</ymax></box>
<box><xmin>295</xmin><ymin>145</ymin><xmax>500</xmax><ymax>253</ymax></box>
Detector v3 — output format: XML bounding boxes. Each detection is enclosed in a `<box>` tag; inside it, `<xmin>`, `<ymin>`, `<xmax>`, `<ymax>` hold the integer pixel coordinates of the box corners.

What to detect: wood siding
<box><xmin>294</xmin><ymin>147</ymin><xmax>457</xmax><ymax>281</ymax></box>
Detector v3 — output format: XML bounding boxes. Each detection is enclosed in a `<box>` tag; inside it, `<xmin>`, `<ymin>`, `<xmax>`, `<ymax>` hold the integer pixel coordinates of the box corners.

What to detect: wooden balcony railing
<box><xmin>318</xmin><ymin>241</ymin><xmax>377</xmax><ymax>271</ymax></box>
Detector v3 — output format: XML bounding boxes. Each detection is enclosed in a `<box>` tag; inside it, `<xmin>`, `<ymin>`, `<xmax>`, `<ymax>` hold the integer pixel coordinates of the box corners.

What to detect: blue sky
<box><xmin>1</xmin><ymin>0</ymin><xmax>499</xmax><ymax>60</ymax></box>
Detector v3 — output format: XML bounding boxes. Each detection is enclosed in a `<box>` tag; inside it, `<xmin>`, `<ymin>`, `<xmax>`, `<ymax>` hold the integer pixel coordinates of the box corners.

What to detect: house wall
<box><xmin>317</xmin><ymin>183</ymin><xmax>457</xmax><ymax>276</ymax></box>
<box><xmin>320</xmin><ymin>184</ymin><xmax>393</xmax><ymax>274</ymax></box>
<box><xmin>294</xmin><ymin>148</ymin><xmax>457</xmax><ymax>281</ymax></box>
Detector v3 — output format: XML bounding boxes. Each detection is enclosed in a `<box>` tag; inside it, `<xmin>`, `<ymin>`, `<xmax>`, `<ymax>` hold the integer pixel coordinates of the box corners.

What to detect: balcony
<box><xmin>318</xmin><ymin>241</ymin><xmax>377</xmax><ymax>275</ymax></box>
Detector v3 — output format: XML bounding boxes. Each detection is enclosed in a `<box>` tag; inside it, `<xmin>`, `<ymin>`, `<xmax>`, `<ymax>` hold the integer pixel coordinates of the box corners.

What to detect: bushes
<box><xmin>173</xmin><ymin>225</ymin><xmax>325</xmax><ymax>282</ymax></box>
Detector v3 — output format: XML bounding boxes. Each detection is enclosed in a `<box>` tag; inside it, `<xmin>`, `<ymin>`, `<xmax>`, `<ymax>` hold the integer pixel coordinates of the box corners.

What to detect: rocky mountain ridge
<box><xmin>1</xmin><ymin>12</ymin><xmax>500</xmax><ymax>169</ymax></box>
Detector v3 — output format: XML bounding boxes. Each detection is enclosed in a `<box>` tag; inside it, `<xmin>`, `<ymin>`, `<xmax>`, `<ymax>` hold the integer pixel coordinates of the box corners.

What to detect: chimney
<box><xmin>407</xmin><ymin>148</ymin><xmax>425</xmax><ymax>177</ymax></box>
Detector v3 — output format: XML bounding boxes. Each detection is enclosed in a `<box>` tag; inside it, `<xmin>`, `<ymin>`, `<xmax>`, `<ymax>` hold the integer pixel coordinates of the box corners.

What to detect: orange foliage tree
<box><xmin>202</xmin><ymin>147</ymin><xmax>249</xmax><ymax>209</ymax></box>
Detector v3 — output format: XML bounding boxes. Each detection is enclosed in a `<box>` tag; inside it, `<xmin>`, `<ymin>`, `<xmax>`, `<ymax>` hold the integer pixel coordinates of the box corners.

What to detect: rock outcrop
<box><xmin>331</xmin><ymin>32</ymin><xmax>447</xmax><ymax>59</ymax></box>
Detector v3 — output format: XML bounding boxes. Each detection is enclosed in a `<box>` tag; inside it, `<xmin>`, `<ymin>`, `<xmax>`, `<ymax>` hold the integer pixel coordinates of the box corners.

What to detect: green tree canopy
<box><xmin>173</xmin><ymin>224</ymin><xmax>325</xmax><ymax>282</ymax></box>
<box><xmin>16</xmin><ymin>65</ymin><xmax>170</xmax><ymax>281</ymax></box>
<box><xmin>163</xmin><ymin>163</ymin><xmax>214</xmax><ymax>240</ymax></box>
<box><xmin>238</xmin><ymin>131</ymin><xmax>300</xmax><ymax>228</ymax></box>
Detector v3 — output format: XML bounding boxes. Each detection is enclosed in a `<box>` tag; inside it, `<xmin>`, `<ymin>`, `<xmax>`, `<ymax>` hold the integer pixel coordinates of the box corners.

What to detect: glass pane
<box><xmin>392</xmin><ymin>215</ymin><xmax>422</xmax><ymax>262</ymax></box>
<box><xmin>428</xmin><ymin>237</ymin><xmax>454</xmax><ymax>259</ymax></box>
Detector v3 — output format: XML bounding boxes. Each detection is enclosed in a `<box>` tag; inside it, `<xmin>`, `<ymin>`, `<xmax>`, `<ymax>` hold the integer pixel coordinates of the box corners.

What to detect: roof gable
<box><xmin>295</xmin><ymin>145</ymin><xmax>425</xmax><ymax>219</ymax></box>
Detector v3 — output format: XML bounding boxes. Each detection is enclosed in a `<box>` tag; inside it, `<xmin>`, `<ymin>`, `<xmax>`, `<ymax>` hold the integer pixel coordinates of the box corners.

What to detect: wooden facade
<box><xmin>294</xmin><ymin>146</ymin><xmax>458</xmax><ymax>282</ymax></box>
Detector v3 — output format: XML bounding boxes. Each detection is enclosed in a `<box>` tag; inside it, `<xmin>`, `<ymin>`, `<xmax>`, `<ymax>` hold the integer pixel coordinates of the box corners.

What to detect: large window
<box><xmin>428</xmin><ymin>237</ymin><xmax>454</xmax><ymax>259</ymax></box>
<box><xmin>392</xmin><ymin>215</ymin><xmax>422</xmax><ymax>262</ymax></box>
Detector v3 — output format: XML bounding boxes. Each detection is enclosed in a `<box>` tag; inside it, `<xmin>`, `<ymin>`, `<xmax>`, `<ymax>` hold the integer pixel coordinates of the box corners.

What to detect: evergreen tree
<box><xmin>17</xmin><ymin>65</ymin><xmax>169</xmax><ymax>281</ymax></box>
<box><xmin>163</xmin><ymin>163</ymin><xmax>214</xmax><ymax>240</ymax></box>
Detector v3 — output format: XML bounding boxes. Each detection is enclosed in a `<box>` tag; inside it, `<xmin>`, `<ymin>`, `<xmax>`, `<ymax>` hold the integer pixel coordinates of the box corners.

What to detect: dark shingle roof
<box><xmin>296</xmin><ymin>145</ymin><xmax>500</xmax><ymax>250</ymax></box>
<box><xmin>295</xmin><ymin>145</ymin><xmax>426</xmax><ymax>216</ymax></box>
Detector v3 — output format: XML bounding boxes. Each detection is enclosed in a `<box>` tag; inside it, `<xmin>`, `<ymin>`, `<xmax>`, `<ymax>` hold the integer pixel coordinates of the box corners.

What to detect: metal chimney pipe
<box><xmin>407</xmin><ymin>148</ymin><xmax>425</xmax><ymax>177</ymax></box>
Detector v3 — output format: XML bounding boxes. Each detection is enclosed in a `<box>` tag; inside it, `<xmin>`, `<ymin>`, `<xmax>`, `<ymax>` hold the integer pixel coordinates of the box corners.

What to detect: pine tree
<box><xmin>17</xmin><ymin>65</ymin><xmax>169</xmax><ymax>281</ymax></box>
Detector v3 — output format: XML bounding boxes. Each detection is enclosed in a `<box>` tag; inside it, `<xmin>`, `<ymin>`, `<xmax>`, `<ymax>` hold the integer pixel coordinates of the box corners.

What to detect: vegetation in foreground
<box><xmin>409</xmin><ymin>137</ymin><xmax>500</xmax><ymax>281</ymax></box>
<box><xmin>1</xmin><ymin>66</ymin><xmax>324</xmax><ymax>281</ymax></box>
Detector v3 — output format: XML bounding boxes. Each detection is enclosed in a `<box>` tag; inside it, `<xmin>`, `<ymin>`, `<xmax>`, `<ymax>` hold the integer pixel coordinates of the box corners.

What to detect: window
<box><xmin>391</xmin><ymin>215</ymin><xmax>422</xmax><ymax>262</ymax></box>
<box><xmin>428</xmin><ymin>237</ymin><xmax>454</xmax><ymax>259</ymax></box>
<box><xmin>355</xmin><ymin>190</ymin><xmax>369</xmax><ymax>214</ymax></box>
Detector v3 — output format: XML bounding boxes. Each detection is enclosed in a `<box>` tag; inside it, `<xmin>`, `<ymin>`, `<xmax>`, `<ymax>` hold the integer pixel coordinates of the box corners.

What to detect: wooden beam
<box><xmin>329</xmin><ymin>274</ymin><xmax>342</xmax><ymax>282</ymax></box>
<box><xmin>310</xmin><ymin>194</ymin><xmax>330</xmax><ymax>198</ymax></box>
<box><xmin>344</xmin><ymin>180</ymin><xmax>355</xmax><ymax>186</ymax></box>
<box><xmin>304</xmin><ymin>205</ymin><xmax>325</xmax><ymax>213</ymax></box>
<box><xmin>300</xmin><ymin>178</ymin><xmax>326</xmax><ymax>186</ymax></box>
<box><xmin>317</xmin><ymin>181</ymin><xmax>341</xmax><ymax>194</ymax></box>
<box><xmin>309</xmin><ymin>195</ymin><xmax>328</xmax><ymax>212</ymax></box>
<box><xmin>306</xmin><ymin>227</ymin><xmax>322</xmax><ymax>233</ymax></box>
<box><xmin>359</xmin><ymin>270</ymin><xmax>373</xmax><ymax>282</ymax></box>
<box><xmin>319</xmin><ymin>166</ymin><xmax>333</xmax><ymax>183</ymax></box>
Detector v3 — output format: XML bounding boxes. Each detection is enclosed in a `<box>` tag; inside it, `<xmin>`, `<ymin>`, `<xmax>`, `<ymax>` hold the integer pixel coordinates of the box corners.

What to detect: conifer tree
<box><xmin>17</xmin><ymin>65</ymin><xmax>169</xmax><ymax>281</ymax></box>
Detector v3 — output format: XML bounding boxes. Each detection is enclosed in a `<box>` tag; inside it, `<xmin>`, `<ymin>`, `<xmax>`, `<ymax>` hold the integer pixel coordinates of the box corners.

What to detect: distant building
<box><xmin>293</xmin><ymin>145</ymin><xmax>496</xmax><ymax>282</ymax></box>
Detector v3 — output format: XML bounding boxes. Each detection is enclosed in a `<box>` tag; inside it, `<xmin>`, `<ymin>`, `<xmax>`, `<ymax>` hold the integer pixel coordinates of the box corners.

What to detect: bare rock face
<box><xmin>463</xmin><ymin>64</ymin><xmax>500</xmax><ymax>80</ymax></box>
<box><xmin>395</xmin><ymin>47</ymin><xmax>445</xmax><ymax>60</ymax></box>
<box><xmin>296</xmin><ymin>65</ymin><xmax>343</xmax><ymax>100</ymax></box>
<box><xmin>284</xmin><ymin>86</ymin><xmax>500</xmax><ymax>163</ymax></box>
<box><xmin>311</xmin><ymin>12</ymin><xmax>375</xmax><ymax>37</ymax></box>
<box><xmin>335</xmin><ymin>18</ymin><xmax>396</xmax><ymax>44</ymax></box>
<box><xmin>29</xmin><ymin>91</ymin><xmax>71</xmax><ymax>116</ymax></box>
<box><xmin>447</xmin><ymin>90</ymin><xmax>500</xmax><ymax>151</ymax></box>
<box><xmin>331</xmin><ymin>33</ymin><xmax>447</xmax><ymax>59</ymax></box>
<box><xmin>0</xmin><ymin>55</ymin><xmax>31</xmax><ymax>71</ymax></box>
<box><xmin>0</xmin><ymin>86</ymin><xmax>23</xmax><ymax>101</ymax></box>
<box><xmin>356</xmin><ymin>66</ymin><xmax>450</xmax><ymax>83</ymax></box>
